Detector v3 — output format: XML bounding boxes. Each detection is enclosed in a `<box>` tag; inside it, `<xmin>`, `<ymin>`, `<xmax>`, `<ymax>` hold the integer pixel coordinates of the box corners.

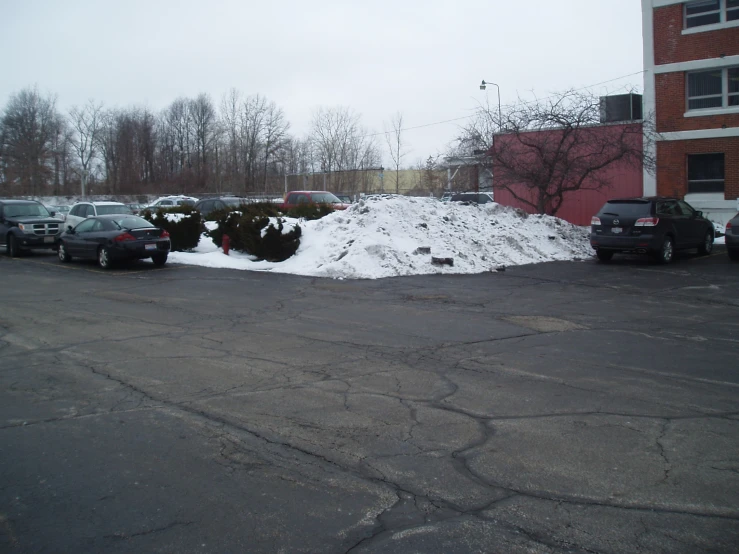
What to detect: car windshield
<box><xmin>110</xmin><ymin>216</ymin><xmax>155</xmax><ymax>230</ymax></box>
<box><xmin>599</xmin><ymin>201</ymin><xmax>651</xmax><ymax>217</ymax></box>
<box><xmin>4</xmin><ymin>203</ymin><xmax>51</xmax><ymax>218</ymax></box>
<box><xmin>310</xmin><ymin>193</ymin><xmax>342</xmax><ymax>204</ymax></box>
<box><xmin>97</xmin><ymin>205</ymin><xmax>132</xmax><ymax>215</ymax></box>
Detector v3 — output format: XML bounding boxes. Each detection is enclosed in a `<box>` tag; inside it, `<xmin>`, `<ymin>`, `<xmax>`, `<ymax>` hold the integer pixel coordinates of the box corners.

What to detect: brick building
<box><xmin>642</xmin><ymin>0</ymin><xmax>739</xmax><ymax>226</ymax></box>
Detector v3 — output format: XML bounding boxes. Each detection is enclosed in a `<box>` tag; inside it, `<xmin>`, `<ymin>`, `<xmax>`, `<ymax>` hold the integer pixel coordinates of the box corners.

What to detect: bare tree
<box><xmin>69</xmin><ymin>99</ymin><xmax>103</xmax><ymax>196</ymax></box>
<box><xmin>310</xmin><ymin>106</ymin><xmax>380</xmax><ymax>194</ymax></box>
<box><xmin>190</xmin><ymin>93</ymin><xmax>216</xmax><ymax>188</ymax></box>
<box><xmin>384</xmin><ymin>111</ymin><xmax>408</xmax><ymax>194</ymax></box>
<box><xmin>454</xmin><ymin>90</ymin><xmax>653</xmax><ymax>216</ymax></box>
<box><xmin>0</xmin><ymin>87</ymin><xmax>60</xmax><ymax>196</ymax></box>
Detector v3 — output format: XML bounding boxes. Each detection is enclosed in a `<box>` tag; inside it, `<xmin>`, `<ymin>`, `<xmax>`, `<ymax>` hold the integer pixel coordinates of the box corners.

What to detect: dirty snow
<box><xmin>168</xmin><ymin>196</ymin><xmax>592</xmax><ymax>279</ymax></box>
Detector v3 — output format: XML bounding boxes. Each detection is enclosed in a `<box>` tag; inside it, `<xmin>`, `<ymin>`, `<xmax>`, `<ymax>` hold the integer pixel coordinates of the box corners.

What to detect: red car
<box><xmin>279</xmin><ymin>191</ymin><xmax>350</xmax><ymax>211</ymax></box>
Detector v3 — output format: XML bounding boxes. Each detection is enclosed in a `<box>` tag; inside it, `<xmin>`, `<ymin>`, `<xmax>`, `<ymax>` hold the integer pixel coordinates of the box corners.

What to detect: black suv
<box><xmin>590</xmin><ymin>197</ymin><xmax>714</xmax><ymax>264</ymax></box>
<box><xmin>0</xmin><ymin>199</ymin><xmax>63</xmax><ymax>257</ymax></box>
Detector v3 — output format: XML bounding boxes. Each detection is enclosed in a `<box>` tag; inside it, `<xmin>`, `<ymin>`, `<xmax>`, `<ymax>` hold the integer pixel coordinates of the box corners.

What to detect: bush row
<box><xmin>206</xmin><ymin>203</ymin><xmax>302</xmax><ymax>262</ymax></box>
<box><xmin>144</xmin><ymin>202</ymin><xmax>334</xmax><ymax>261</ymax></box>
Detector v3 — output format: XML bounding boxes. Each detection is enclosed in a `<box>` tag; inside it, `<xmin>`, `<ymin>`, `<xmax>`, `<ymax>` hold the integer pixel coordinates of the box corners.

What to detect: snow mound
<box><xmin>169</xmin><ymin>196</ymin><xmax>592</xmax><ymax>279</ymax></box>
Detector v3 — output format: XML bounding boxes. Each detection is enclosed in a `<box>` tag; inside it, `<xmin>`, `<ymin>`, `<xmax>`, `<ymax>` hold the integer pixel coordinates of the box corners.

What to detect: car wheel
<box><xmin>596</xmin><ymin>250</ymin><xmax>614</xmax><ymax>262</ymax></box>
<box><xmin>728</xmin><ymin>248</ymin><xmax>739</xmax><ymax>261</ymax></box>
<box><xmin>654</xmin><ymin>236</ymin><xmax>674</xmax><ymax>264</ymax></box>
<box><xmin>58</xmin><ymin>241</ymin><xmax>72</xmax><ymax>262</ymax></box>
<box><xmin>697</xmin><ymin>230</ymin><xmax>714</xmax><ymax>255</ymax></box>
<box><xmin>7</xmin><ymin>234</ymin><xmax>19</xmax><ymax>257</ymax></box>
<box><xmin>98</xmin><ymin>246</ymin><xmax>113</xmax><ymax>269</ymax></box>
<box><xmin>151</xmin><ymin>253</ymin><xmax>168</xmax><ymax>267</ymax></box>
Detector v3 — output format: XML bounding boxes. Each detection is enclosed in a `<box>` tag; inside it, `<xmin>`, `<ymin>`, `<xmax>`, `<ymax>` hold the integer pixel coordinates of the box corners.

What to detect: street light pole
<box><xmin>480</xmin><ymin>80</ymin><xmax>502</xmax><ymax>129</ymax></box>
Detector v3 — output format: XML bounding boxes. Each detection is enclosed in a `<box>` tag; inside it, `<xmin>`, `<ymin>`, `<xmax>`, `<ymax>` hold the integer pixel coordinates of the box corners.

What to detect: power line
<box><xmin>363</xmin><ymin>70</ymin><xmax>647</xmax><ymax>139</ymax></box>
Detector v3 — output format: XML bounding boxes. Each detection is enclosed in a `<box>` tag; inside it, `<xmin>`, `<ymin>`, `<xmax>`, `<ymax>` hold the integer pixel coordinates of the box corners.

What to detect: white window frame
<box><xmin>683</xmin><ymin>0</ymin><xmax>739</xmax><ymax>32</ymax></box>
<box><xmin>687</xmin><ymin>66</ymin><xmax>739</xmax><ymax>111</ymax></box>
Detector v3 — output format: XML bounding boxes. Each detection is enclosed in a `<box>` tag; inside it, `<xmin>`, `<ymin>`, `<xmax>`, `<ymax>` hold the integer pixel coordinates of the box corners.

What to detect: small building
<box><xmin>642</xmin><ymin>0</ymin><xmax>739</xmax><ymax>227</ymax></box>
<box><xmin>488</xmin><ymin>95</ymin><xmax>645</xmax><ymax>226</ymax></box>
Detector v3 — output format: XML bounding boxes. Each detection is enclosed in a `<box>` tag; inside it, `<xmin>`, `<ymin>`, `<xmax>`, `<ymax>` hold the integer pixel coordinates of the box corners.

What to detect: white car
<box><xmin>65</xmin><ymin>201</ymin><xmax>133</xmax><ymax>229</ymax></box>
<box><xmin>145</xmin><ymin>196</ymin><xmax>199</xmax><ymax>210</ymax></box>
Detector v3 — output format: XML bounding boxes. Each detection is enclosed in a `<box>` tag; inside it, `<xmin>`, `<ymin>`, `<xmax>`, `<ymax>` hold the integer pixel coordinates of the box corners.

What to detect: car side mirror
<box><xmin>66</xmin><ymin>225</ymin><xmax>74</xmax><ymax>233</ymax></box>
<box><xmin>49</xmin><ymin>211</ymin><xmax>56</xmax><ymax>217</ymax></box>
<box><xmin>695</xmin><ymin>210</ymin><xmax>703</xmax><ymax>218</ymax></box>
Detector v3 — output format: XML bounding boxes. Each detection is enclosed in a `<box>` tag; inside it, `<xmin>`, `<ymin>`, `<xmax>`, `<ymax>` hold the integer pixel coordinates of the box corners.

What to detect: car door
<box><xmin>65</xmin><ymin>204</ymin><xmax>85</xmax><ymax>229</ymax></box>
<box><xmin>65</xmin><ymin>218</ymin><xmax>96</xmax><ymax>257</ymax></box>
<box><xmin>0</xmin><ymin>204</ymin><xmax>9</xmax><ymax>242</ymax></box>
<box><xmin>79</xmin><ymin>219</ymin><xmax>107</xmax><ymax>257</ymax></box>
<box><xmin>658</xmin><ymin>200</ymin><xmax>691</xmax><ymax>248</ymax></box>
<box><xmin>677</xmin><ymin>200</ymin><xmax>706</xmax><ymax>246</ymax></box>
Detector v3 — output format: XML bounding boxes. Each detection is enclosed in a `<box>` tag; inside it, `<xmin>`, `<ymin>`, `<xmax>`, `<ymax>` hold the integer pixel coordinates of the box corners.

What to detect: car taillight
<box><xmin>160</xmin><ymin>229</ymin><xmax>170</xmax><ymax>238</ymax></box>
<box><xmin>635</xmin><ymin>217</ymin><xmax>659</xmax><ymax>227</ymax></box>
<box><xmin>591</xmin><ymin>217</ymin><xmax>601</xmax><ymax>226</ymax></box>
<box><xmin>727</xmin><ymin>222</ymin><xmax>732</xmax><ymax>233</ymax></box>
<box><xmin>114</xmin><ymin>232</ymin><xmax>136</xmax><ymax>242</ymax></box>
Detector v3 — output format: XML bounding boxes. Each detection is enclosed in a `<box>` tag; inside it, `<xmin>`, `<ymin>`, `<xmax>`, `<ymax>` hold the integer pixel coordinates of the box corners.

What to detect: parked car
<box><xmin>65</xmin><ymin>201</ymin><xmax>132</xmax><ymax>229</ymax></box>
<box><xmin>335</xmin><ymin>194</ymin><xmax>353</xmax><ymax>204</ymax></box>
<box><xmin>726</xmin><ymin>213</ymin><xmax>739</xmax><ymax>261</ymax></box>
<box><xmin>450</xmin><ymin>192</ymin><xmax>495</xmax><ymax>204</ymax></box>
<box><xmin>145</xmin><ymin>196</ymin><xmax>199</xmax><ymax>210</ymax></box>
<box><xmin>590</xmin><ymin>197</ymin><xmax>715</xmax><ymax>264</ymax></box>
<box><xmin>48</xmin><ymin>205</ymin><xmax>71</xmax><ymax>220</ymax></box>
<box><xmin>58</xmin><ymin>214</ymin><xmax>171</xmax><ymax>269</ymax></box>
<box><xmin>126</xmin><ymin>203</ymin><xmax>146</xmax><ymax>214</ymax></box>
<box><xmin>0</xmin><ymin>199</ymin><xmax>63</xmax><ymax>256</ymax></box>
<box><xmin>279</xmin><ymin>191</ymin><xmax>349</xmax><ymax>211</ymax></box>
<box><xmin>194</xmin><ymin>197</ymin><xmax>250</xmax><ymax>219</ymax></box>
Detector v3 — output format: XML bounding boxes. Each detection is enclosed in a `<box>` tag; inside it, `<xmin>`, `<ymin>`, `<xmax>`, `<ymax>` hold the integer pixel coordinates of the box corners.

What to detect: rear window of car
<box><xmin>97</xmin><ymin>205</ymin><xmax>132</xmax><ymax>215</ymax></box>
<box><xmin>598</xmin><ymin>201</ymin><xmax>651</xmax><ymax>218</ymax></box>
<box><xmin>110</xmin><ymin>216</ymin><xmax>155</xmax><ymax>229</ymax></box>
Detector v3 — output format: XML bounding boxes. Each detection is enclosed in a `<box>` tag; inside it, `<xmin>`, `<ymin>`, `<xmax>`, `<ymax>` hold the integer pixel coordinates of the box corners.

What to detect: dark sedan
<box><xmin>58</xmin><ymin>215</ymin><xmax>170</xmax><ymax>269</ymax></box>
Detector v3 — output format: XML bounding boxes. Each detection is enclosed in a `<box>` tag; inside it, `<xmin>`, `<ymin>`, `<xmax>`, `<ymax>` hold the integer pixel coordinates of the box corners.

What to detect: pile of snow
<box><xmin>168</xmin><ymin>197</ymin><xmax>592</xmax><ymax>279</ymax></box>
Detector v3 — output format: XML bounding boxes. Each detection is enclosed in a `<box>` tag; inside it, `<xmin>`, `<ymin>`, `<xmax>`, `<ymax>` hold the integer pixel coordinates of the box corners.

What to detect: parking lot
<box><xmin>1</xmin><ymin>249</ymin><xmax>738</xmax><ymax>553</ymax></box>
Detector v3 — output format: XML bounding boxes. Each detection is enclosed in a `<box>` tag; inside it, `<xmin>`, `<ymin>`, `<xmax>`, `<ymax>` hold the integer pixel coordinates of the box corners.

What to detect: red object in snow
<box><xmin>222</xmin><ymin>234</ymin><xmax>230</xmax><ymax>255</ymax></box>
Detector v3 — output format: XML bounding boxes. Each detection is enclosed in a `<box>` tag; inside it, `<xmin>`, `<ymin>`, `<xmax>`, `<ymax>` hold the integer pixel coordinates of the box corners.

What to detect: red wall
<box><xmin>491</xmin><ymin>125</ymin><xmax>644</xmax><ymax>226</ymax></box>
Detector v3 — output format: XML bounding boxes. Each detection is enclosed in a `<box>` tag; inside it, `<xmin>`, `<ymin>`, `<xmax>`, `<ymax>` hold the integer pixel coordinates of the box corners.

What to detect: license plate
<box><xmin>44</xmin><ymin>236</ymin><xmax>54</xmax><ymax>243</ymax></box>
<box><xmin>611</xmin><ymin>227</ymin><xmax>622</xmax><ymax>234</ymax></box>
<box><xmin>145</xmin><ymin>243</ymin><xmax>157</xmax><ymax>250</ymax></box>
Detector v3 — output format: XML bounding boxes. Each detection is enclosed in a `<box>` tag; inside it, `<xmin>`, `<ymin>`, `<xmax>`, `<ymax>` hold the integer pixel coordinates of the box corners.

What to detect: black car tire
<box><xmin>151</xmin><ymin>253</ymin><xmax>168</xmax><ymax>267</ymax></box>
<box><xmin>697</xmin><ymin>230</ymin><xmax>714</xmax><ymax>255</ymax></box>
<box><xmin>728</xmin><ymin>248</ymin><xmax>739</xmax><ymax>261</ymax></box>
<box><xmin>596</xmin><ymin>250</ymin><xmax>614</xmax><ymax>262</ymax></box>
<box><xmin>7</xmin><ymin>234</ymin><xmax>19</xmax><ymax>257</ymax></box>
<box><xmin>58</xmin><ymin>241</ymin><xmax>72</xmax><ymax>262</ymax></box>
<box><xmin>654</xmin><ymin>236</ymin><xmax>674</xmax><ymax>264</ymax></box>
<box><xmin>98</xmin><ymin>246</ymin><xmax>113</xmax><ymax>269</ymax></box>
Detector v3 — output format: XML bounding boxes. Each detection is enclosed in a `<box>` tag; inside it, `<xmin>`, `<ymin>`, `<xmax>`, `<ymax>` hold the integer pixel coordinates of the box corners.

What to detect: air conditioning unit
<box><xmin>599</xmin><ymin>94</ymin><xmax>643</xmax><ymax>123</ymax></box>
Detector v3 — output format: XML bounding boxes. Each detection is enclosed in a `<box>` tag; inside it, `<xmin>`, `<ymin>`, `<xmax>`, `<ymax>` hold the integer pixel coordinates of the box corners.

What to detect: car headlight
<box><xmin>17</xmin><ymin>223</ymin><xmax>33</xmax><ymax>233</ymax></box>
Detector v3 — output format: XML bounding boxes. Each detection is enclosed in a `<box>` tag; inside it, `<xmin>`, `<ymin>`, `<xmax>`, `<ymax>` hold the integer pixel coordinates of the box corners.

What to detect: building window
<box><xmin>688</xmin><ymin>67</ymin><xmax>739</xmax><ymax>110</ymax></box>
<box><xmin>687</xmin><ymin>153</ymin><xmax>724</xmax><ymax>193</ymax></box>
<box><xmin>685</xmin><ymin>0</ymin><xmax>739</xmax><ymax>27</ymax></box>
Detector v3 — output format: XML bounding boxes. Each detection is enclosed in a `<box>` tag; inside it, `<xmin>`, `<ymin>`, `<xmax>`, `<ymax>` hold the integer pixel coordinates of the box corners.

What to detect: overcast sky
<box><xmin>1</xmin><ymin>0</ymin><xmax>644</xmax><ymax>167</ymax></box>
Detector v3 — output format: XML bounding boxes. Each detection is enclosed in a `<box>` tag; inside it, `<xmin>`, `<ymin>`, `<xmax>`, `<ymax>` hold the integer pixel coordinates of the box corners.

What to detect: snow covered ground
<box><xmin>168</xmin><ymin>196</ymin><xmax>593</xmax><ymax>279</ymax></box>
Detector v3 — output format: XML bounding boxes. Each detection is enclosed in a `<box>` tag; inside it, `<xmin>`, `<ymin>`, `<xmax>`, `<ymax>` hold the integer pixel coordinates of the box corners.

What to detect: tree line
<box><xmin>0</xmin><ymin>86</ymin><xmax>396</xmax><ymax>198</ymax></box>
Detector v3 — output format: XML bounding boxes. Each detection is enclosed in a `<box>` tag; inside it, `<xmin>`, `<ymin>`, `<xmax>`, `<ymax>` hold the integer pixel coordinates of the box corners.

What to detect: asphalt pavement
<box><xmin>1</xmin><ymin>247</ymin><xmax>738</xmax><ymax>553</ymax></box>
